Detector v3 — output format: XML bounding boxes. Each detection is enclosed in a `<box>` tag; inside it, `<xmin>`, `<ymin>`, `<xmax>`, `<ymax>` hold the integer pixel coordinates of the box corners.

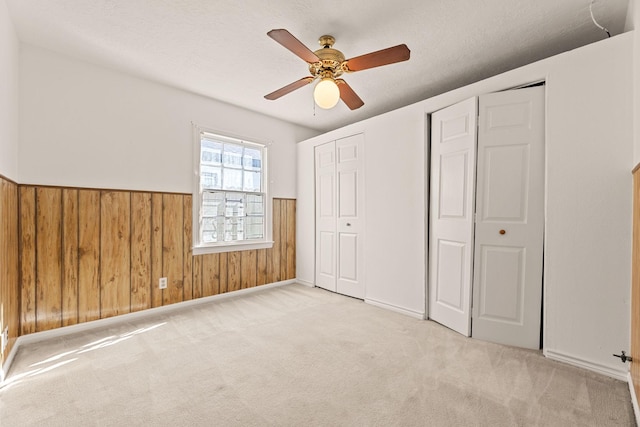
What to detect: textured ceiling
<box><xmin>5</xmin><ymin>0</ymin><xmax>631</xmax><ymax>133</ymax></box>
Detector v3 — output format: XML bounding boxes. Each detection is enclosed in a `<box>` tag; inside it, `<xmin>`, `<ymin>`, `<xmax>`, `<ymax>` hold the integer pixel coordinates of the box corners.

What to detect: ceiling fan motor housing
<box><xmin>309</xmin><ymin>35</ymin><xmax>345</xmax><ymax>78</ymax></box>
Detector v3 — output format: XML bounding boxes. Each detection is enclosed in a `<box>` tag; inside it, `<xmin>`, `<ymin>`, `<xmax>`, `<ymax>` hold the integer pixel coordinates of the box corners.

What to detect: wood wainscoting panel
<box><xmin>19</xmin><ymin>186</ymin><xmax>37</xmax><ymax>335</ymax></box>
<box><xmin>150</xmin><ymin>193</ymin><xmax>164</xmax><ymax>309</ymax></box>
<box><xmin>241</xmin><ymin>250</ymin><xmax>257</xmax><ymax>289</ymax></box>
<box><xmin>270</xmin><ymin>198</ymin><xmax>296</xmax><ymax>282</ymax></box>
<box><xmin>182</xmin><ymin>196</ymin><xmax>193</xmax><ymax>301</ymax></box>
<box><xmin>285</xmin><ymin>199</ymin><xmax>296</xmax><ymax>280</ymax></box>
<box><xmin>192</xmin><ymin>254</ymin><xmax>203</xmax><ymax>299</ymax></box>
<box><xmin>16</xmin><ymin>187</ymin><xmax>296</xmax><ymax>336</ymax></box>
<box><xmin>162</xmin><ymin>194</ymin><xmax>184</xmax><ymax>306</ymax></box>
<box><xmin>1</xmin><ymin>177</ymin><xmax>19</xmax><ymax>367</ymax></box>
<box><xmin>257</xmin><ymin>249</ymin><xmax>267</xmax><ymax>286</ymax></box>
<box><xmin>227</xmin><ymin>251</ymin><xmax>241</xmax><ymax>292</ymax></box>
<box><xmin>202</xmin><ymin>253</ymin><xmax>220</xmax><ymax>297</ymax></box>
<box><xmin>632</xmin><ymin>169</ymin><xmax>640</xmax><ymax>399</ymax></box>
<box><xmin>219</xmin><ymin>252</ymin><xmax>228</xmax><ymax>294</ymax></box>
<box><xmin>78</xmin><ymin>190</ymin><xmax>101</xmax><ymax>323</ymax></box>
<box><xmin>279</xmin><ymin>200</ymin><xmax>288</xmax><ymax>280</ymax></box>
<box><xmin>100</xmin><ymin>191</ymin><xmax>131</xmax><ymax>319</ymax></box>
<box><xmin>131</xmin><ymin>192</ymin><xmax>152</xmax><ymax>313</ymax></box>
<box><xmin>35</xmin><ymin>187</ymin><xmax>63</xmax><ymax>332</ymax></box>
<box><xmin>61</xmin><ymin>189</ymin><xmax>79</xmax><ymax>327</ymax></box>
<box><xmin>265</xmin><ymin>246</ymin><xmax>274</xmax><ymax>285</ymax></box>
<box><xmin>271</xmin><ymin>200</ymin><xmax>282</xmax><ymax>283</ymax></box>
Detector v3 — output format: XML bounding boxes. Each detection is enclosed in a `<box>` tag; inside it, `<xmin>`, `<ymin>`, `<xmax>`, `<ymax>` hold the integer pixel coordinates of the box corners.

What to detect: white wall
<box><xmin>543</xmin><ymin>38</ymin><xmax>632</xmax><ymax>376</ymax></box>
<box><xmin>360</xmin><ymin>106</ymin><xmax>426</xmax><ymax>316</ymax></box>
<box><xmin>0</xmin><ymin>0</ymin><xmax>19</xmax><ymax>180</ymax></box>
<box><xmin>19</xmin><ymin>45</ymin><xmax>318</xmax><ymax>196</ymax></box>
<box><xmin>296</xmin><ymin>140</ymin><xmax>317</xmax><ymax>287</ymax></box>
<box><xmin>298</xmin><ymin>33</ymin><xmax>634</xmax><ymax>378</ymax></box>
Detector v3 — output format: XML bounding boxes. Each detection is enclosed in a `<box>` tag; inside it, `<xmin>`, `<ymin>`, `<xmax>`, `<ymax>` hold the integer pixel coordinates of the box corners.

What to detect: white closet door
<box><xmin>336</xmin><ymin>134</ymin><xmax>364</xmax><ymax>299</ymax></box>
<box><xmin>471</xmin><ymin>86</ymin><xmax>545</xmax><ymax>349</ymax></box>
<box><xmin>428</xmin><ymin>97</ymin><xmax>478</xmax><ymax>336</ymax></box>
<box><xmin>315</xmin><ymin>141</ymin><xmax>337</xmax><ymax>292</ymax></box>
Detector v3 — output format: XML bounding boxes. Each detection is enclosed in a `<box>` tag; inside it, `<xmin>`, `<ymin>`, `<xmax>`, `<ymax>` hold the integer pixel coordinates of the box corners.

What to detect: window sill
<box><xmin>193</xmin><ymin>240</ymin><xmax>274</xmax><ymax>255</ymax></box>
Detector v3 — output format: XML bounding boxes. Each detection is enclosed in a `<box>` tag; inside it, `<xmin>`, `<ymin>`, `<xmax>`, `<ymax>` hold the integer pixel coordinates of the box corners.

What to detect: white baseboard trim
<box><xmin>296</xmin><ymin>279</ymin><xmax>315</xmax><ymax>288</ymax></box>
<box><xmin>365</xmin><ymin>298</ymin><xmax>425</xmax><ymax>320</ymax></box>
<box><xmin>18</xmin><ymin>279</ymin><xmax>297</xmax><ymax>347</ymax></box>
<box><xmin>1</xmin><ymin>339</ymin><xmax>20</xmax><ymax>384</ymax></box>
<box><xmin>0</xmin><ymin>279</ymin><xmax>297</xmax><ymax>385</ymax></box>
<box><xmin>628</xmin><ymin>372</ymin><xmax>640</xmax><ymax>426</ymax></box>
<box><xmin>544</xmin><ymin>348</ymin><xmax>628</xmax><ymax>381</ymax></box>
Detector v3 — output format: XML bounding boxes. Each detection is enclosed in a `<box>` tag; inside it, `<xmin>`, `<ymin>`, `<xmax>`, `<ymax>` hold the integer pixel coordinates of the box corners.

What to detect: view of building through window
<box><xmin>198</xmin><ymin>133</ymin><xmax>265</xmax><ymax>245</ymax></box>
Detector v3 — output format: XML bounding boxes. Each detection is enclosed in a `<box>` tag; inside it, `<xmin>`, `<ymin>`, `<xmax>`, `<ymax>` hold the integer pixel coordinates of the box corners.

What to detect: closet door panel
<box><xmin>315</xmin><ymin>141</ymin><xmax>337</xmax><ymax>292</ymax></box>
<box><xmin>336</xmin><ymin>134</ymin><xmax>364</xmax><ymax>299</ymax></box>
<box><xmin>428</xmin><ymin>97</ymin><xmax>478</xmax><ymax>336</ymax></box>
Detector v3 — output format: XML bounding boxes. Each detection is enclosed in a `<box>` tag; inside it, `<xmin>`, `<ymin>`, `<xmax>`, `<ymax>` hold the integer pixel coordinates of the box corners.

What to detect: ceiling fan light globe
<box><xmin>313</xmin><ymin>78</ymin><xmax>340</xmax><ymax>109</ymax></box>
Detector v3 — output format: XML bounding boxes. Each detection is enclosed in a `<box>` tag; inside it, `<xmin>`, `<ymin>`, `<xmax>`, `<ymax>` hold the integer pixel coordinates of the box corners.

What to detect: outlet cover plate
<box><xmin>159</xmin><ymin>277</ymin><xmax>168</xmax><ymax>289</ymax></box>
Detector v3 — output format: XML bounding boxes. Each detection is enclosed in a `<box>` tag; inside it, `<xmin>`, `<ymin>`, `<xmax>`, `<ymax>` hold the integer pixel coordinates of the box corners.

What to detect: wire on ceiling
<box><xmin>589</xmin><ymin>0</ymin><xmax>611</xmax><ymax>38</ymax></box>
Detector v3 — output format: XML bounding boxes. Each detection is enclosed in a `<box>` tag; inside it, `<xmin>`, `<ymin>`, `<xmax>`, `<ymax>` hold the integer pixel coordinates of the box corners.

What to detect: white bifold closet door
<box><xmin>428</xmin><ymin>97</ymin><xmax>478</xmax><ymax>337</ymax></box>
<box><xmin>429</xmin><ymin>86</ymin><xmax>545</xmax><ymax>349</ymax></box>
<box><xmin>315</xmin><ymin>134</ymin><xmax>365</xmax><ymax>299</ymax></box>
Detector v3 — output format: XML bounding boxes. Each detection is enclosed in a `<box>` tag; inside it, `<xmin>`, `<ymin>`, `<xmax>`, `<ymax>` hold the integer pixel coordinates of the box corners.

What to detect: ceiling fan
<box><xmin>264</xmin><ymin>29</ymin><xmax>410</xmax><ymax>110</ymax></box>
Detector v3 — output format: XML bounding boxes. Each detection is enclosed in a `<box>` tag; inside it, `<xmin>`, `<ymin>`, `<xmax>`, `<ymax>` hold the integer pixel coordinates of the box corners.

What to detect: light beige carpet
<box><xmin>0</xmin><ymin>284</ymin><xmax>634</xmax><ymax>426</ymax></box>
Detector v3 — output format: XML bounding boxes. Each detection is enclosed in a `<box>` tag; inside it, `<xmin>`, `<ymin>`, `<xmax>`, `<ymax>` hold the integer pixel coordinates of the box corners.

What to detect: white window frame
<box><xmin>192</xmin><ymin>124</ymin><xmax>273</xmax><ymax>255</ymax></box>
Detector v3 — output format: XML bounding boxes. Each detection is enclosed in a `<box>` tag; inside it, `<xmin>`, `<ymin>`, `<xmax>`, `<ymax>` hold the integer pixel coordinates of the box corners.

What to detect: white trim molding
<box><xmin>628</xmin><ymin>372</ymin><xmax>640</xmax><ymax>426</ymax></box>
<box><xmin>544</xmin><ymin>348</ymin><xmax>628</xmax><ymax>381</ymax></box>
<box><xmin>365</xmin><ymin>298</ymin><xmax>426</xmax><ymax>320</ymax></box>
<box><xmin>1</xmin><ymin>339</ymin><xmax>20</xmax><ymax>384</ymax></box>
<box><xmin>296</xmin><ymin>279</ymin><xmax>315</xmax><ymax>288</ymax></box>
<box><xmin>193</xmin><ymin>240</ymin><xmax>273</xmax><ymax>255</ymax></box>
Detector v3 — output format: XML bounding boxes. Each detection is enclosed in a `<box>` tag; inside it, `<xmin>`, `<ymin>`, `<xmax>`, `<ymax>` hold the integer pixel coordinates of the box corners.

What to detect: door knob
<box><xmin>499</xmin><ymin>229</ymin><xmax>506</xmax><ymax>235</ymax></box>
<box><xmin>346</xmin><ymin>223</ymin><xmax>351</xmax><ymax>226</ymax></box>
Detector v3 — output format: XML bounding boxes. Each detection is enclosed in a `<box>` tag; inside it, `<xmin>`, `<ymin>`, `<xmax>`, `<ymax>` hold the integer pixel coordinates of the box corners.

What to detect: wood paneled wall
<box><xmin>631</xmin><ymin>166</ymin><xmax>640</xmax><ymax>399</ymax></box>
<box><xmin>19</xmin><ymin>186</ymin><xmax>296</xmax><ymax>335</ymax></box>
<box><xmin>0</xmin><ymin>176</ymin><xmax>19</xmax><ymax>369</ymax></box>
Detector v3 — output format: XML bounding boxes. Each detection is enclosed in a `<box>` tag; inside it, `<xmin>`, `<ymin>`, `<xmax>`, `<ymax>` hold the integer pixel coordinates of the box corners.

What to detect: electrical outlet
<box><xmin>159</xmin><ymin>277</ymin><xmax>168</xmax><ymax>289</ymax></box>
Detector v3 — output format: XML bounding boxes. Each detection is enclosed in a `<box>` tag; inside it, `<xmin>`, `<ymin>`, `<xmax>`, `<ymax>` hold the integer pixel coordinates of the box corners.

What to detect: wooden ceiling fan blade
<box><xmin>267</xmin><ymin>29</ymin><xmax>320</xmax><ymax>64</ymax></box>
<box><xmin>344</xmin><ymin>44</ymin><xmax>410</xmax><ymax>72</ymax></box>
<box><xmin>337</xmin><ymin>79</ymin><xmax>364</xmax><ymax>110</ymax></box>
<box><xmin>264</xmin><ymin>77</ymin><xmax>314</xmax><ymax>100</ymax></box>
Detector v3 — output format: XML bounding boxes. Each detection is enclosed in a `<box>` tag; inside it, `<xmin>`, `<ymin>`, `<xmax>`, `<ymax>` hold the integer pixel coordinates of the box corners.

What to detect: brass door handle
<box><xmin>499</xmin><ymin>229</ymin><xmax>506</xmax><ymax>235</ymax></box>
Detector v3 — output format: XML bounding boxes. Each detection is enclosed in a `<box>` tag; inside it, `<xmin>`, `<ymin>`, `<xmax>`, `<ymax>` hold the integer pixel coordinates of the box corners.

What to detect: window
<box><xmin>193</xmin><ymin>128</ymin><xmax>272</xmax><ymax>254</ymax></box>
